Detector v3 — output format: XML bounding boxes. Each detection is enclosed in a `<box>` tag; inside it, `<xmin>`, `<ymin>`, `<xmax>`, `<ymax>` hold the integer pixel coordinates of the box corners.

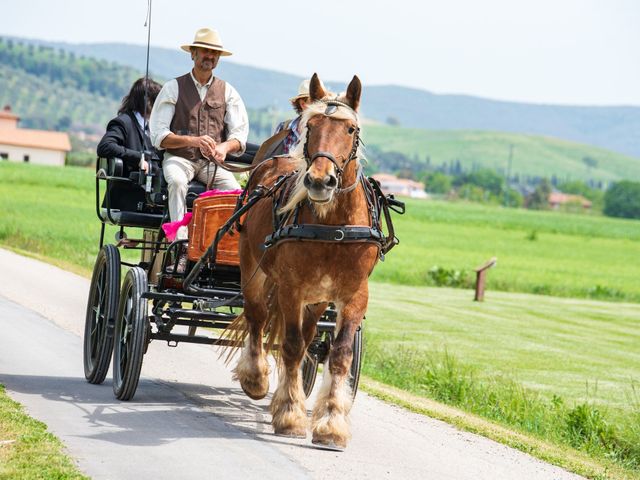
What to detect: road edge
<box><xmin>361</xmin><ymin>378</ymin><xmax>632</xmax><ymax>480</ymax></box>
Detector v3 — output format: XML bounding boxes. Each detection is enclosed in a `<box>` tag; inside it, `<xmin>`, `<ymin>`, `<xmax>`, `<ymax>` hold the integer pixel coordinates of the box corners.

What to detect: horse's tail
<box><xmin>217</xmin><ymin>311</ymin><xmax>249</xmax><ymax>365</ymax></box>
<box><xmin>218</xmin><ymin>281</ymin><xmax>284</xmax><ymax>364</ymax></box>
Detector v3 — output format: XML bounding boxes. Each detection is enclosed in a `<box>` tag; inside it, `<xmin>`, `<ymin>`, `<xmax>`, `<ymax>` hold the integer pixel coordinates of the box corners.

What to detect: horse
<box><xmin>231</xmin><ymin>73</ymin><xmax>379</xmax><ymax>449</ymax></box>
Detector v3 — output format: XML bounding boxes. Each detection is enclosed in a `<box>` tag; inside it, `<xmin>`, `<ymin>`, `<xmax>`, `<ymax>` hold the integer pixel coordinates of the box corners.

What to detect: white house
<box><xmin>372</xmin><ymin>173</ymin><xmax>428</xmax><ymax>199</ymax></box>
<box><xmin>0</xmin><ymin>105</ymin><xmax>71</xmax><ymax>166</ymax></box>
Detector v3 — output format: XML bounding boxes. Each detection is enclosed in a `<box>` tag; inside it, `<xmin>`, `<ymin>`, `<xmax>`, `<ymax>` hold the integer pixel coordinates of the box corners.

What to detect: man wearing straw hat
<box><xmin>273</xmin><ymin>78</ymin><xmax>311</xmax><ymax>154</ymax></box>
<box><xmin>150</xmin><ymin>27</ymin><xmax>248</xmax><ymax>243</ymax></box>
<box><xmin>254</xmin><ymin>78</ymin><xmax>311</xmax><ymax>162</ymax></box>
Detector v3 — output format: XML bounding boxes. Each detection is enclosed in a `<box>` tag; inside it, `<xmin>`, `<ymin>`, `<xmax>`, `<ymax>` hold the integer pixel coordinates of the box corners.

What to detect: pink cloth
<box><xmin>162</xmin><ymin>213</ymin><xmax>192</xmax><ymax>241</ymax></box>
<box><xmin>161</xmin><ymin>189</ymin><xmax>242</xmax><ymax>241</ymax></box>
<box><xmin>198</xmin><ymin>188</ymin><xmax>243</xmax><ymax>198</ymax></box>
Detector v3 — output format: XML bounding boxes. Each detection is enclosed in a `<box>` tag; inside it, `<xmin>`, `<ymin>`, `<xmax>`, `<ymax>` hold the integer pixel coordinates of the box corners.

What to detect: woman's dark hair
<box><xmin>118</xmin><ymin>77</ymin><xmax>162</xmax><ymax>115</ymax></box>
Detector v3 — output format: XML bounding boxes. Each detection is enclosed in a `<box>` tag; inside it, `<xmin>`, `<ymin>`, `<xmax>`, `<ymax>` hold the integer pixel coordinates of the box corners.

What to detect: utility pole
<box><xmin>504</xmin><ymin>144</ymin><xmax>513</xmax><ymax>207</ymax></box>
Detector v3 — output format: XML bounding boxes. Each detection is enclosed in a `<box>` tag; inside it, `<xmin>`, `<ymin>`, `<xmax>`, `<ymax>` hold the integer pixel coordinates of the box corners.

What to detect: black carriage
<box><xmin>83</xmin><ymin>146</ymin><xmax>363</xmax><ymax>400</ymax></box>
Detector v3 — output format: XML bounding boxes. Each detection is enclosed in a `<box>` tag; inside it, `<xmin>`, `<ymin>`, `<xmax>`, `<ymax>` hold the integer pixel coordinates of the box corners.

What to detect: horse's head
<box><xmin>282</xmin><ymin>73</ymin><xmax>362</xmax><ymax>215</ymax></box>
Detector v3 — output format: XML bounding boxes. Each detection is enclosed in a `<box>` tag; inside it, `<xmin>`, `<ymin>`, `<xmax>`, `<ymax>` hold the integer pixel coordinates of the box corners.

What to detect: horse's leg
<box><xmin>270</xmin><ymin>294</ymin><xmax>308</xmax><ymax>437</ymax></box>
<box><xmin>233</xmin><ymin>272</ymin><xmax>271</xmax><ymax>400</ymax></box>
<box><xmin>311</xmin><ymin>288</ymin><xmax>367</xmax><ymax>449</ymax></box>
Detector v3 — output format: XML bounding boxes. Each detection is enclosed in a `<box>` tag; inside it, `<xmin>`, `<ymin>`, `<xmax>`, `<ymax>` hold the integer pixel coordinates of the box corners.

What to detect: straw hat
<box><xmin>289</xmin><ymin>79</ymin><xmax>311</xmax><ymax>103</ymax></box>
<box><xmin>181</xmin><ymin>28</ymin><xmax>232</xmax><ymax>56</ymax></box>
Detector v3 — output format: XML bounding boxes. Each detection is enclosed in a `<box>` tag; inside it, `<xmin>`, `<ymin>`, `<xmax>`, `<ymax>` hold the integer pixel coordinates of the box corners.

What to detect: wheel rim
<box><xmin>88</xmin><ymin>262</ymin><xmax>107</xmax><ymax>367</ymax></box>
<box><xmin>117</xmin><ymin>288</ymin><xmax>134</xmax><ymax>380</ymax></box>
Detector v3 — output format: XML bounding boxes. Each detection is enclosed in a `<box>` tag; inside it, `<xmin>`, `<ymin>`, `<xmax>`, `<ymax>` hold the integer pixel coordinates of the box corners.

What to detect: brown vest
<box><xmin>167</xmin><ymin>73</ymin><xmax>227</xmax><ymax>160</ymax></box>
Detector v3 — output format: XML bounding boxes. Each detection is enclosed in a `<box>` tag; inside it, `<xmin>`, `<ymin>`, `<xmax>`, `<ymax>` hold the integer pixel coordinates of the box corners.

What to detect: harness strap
<box><xmin>262</xmin><ymin>224</ymin><xmax>383</xmax><ymax>250</ymax></box>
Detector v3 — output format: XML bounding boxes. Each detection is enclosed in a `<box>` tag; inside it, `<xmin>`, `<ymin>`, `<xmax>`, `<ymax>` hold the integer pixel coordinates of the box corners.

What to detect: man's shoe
<box><xmin>177</xmin><ymin>254</ymin><xmax>188</xmax><ymax>274</ymax></box>
<box><xmin>167</xmin><ymin>254</ymin><xmax>188</xmax><ymax>274</ymax></box>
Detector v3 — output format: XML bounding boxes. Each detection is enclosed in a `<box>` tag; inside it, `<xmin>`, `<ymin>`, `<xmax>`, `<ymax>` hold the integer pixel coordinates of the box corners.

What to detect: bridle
<box><xmin>302</xmin><ymin>99</ymin><xmax>362</xmax><ymax>194</ymax></box>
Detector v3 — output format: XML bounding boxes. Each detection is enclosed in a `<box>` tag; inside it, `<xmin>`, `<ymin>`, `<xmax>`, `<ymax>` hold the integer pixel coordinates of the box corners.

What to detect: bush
<box><xmin>427</xmin><ymin>266</ymin><xmax>473</xmax><ymax>288</ymax></box>
<box><xmin>565</xmin><ymin>403</ymin><xmax>614</xmax><ymax>450</ymax></box>
<box><xmin>604</xmin><ymin>181</ymin><xmax>640</xmax><ymax>219</ymax></box>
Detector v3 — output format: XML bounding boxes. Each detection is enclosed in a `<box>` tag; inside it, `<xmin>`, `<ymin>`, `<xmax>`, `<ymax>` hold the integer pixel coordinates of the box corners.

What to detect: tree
<box><xmin>422</xmin><ymin>172</ymin><xmax>452</xmax><ymax>194</ymax></box>
<box><xmin>603</xmin><ymin>181</ymin><xmax>640</xmax><ymax>219</ymax></box>
<box><xmin>527</xmin><ymin>178</ymin><xmax>552</xmax><ymax>210</ymax></box>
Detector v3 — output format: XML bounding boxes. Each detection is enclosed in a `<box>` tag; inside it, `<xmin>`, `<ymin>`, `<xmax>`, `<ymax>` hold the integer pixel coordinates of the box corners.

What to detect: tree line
<box><xmin>365</xmin><ymin>144</ymin><xmax>640</xmax><ymax>219</ymax></box>
<box><xmin>0</xmin><ymin>38</ymin><xmax>141</xmax><ymax>101</ymax></box>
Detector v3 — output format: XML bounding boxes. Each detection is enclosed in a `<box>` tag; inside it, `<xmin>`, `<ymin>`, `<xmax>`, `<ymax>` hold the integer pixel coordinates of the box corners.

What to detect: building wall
<box><xmin>0</xmin><ymin>145</ymin><xmax>65</xmax><ymax>166</ymax></box>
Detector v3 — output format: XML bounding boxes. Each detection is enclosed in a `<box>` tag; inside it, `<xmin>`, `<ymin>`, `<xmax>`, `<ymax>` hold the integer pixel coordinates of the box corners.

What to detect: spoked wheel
<box><xmin>113</xmin><ymin>267</ymin><xmax>148</xmax><ymax>401</ymax></box>
<box><xmin>301</xmin><ymin>352</ymin><xmax>319</xmax><ymax>398</ymax></box>
<box><xmin>301</xmin><ymin>324</ymin><xmax>364</xmax><ymax>399</ymax></box>
<box><xmin>83</xmin><ymin>244</ymin><xmax>120</xmax><ymax>384</ymax></box>
<box><xmin>347</xmin><ymin>326</ymin><xmax>363</xmax><ymax>398</ymax></box>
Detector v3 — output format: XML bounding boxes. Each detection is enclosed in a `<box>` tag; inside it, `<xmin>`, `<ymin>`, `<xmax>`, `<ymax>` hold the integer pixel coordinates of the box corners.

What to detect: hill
<box><xmin>1</xmin><ymin>36</ymin><xmax>639</xmax><ymax>184</ymax></box>
<box><xmin>364</xmin><ymin>127</ymin><xmax>640</xmax><ymax>183</ymax></box>
<box><xmin>9</xmin><ymin>35</ymin><xmax>640</xmax><ymax>159</ymax></box>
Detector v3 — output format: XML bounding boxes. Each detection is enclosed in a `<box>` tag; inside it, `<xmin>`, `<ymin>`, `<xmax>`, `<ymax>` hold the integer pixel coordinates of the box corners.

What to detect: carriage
<box><xmin>83</xmin><ymin>74</ymin><xmax>404</xmax><ymax>448</ymax></box>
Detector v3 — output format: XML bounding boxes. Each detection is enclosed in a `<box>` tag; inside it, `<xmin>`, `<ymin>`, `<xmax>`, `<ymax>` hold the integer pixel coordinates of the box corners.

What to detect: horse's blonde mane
<box><xmin>278</xmin><ymin>94</ymin><xmax>364</xmax><ymax>218</ymax></box>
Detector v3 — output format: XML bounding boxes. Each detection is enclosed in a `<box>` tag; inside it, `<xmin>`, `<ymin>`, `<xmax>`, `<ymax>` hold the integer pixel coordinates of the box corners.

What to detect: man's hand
<box><xmin>211</xmin><ymin>142</ymin><xmax>229</xmax><ymax>162</ymax></box>
<box><xmin>211</xmin><ymin>139</ymin><xmax>241</xmax><ymax>162</ymax></box>
<box><xmin>192</xmin><ymin>135</ymin><xmax>217</xmax><ymax>159</ymax></box>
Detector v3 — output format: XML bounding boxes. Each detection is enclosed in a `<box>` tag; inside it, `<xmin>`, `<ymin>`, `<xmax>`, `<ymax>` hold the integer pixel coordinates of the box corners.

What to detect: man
<box><xmin>254</xmin><ymin>78</ymin><xmax>313</xmax><ymax>163</ymax></box>
<box><xmin>150</xmin><ymin>27</ymin><xmax>248</xmax><ymax>242</ymax></box>
<box><xmin>273</xmin><ymin>79</ymin><xmax>310</xmax><ymax>154</ymax></box>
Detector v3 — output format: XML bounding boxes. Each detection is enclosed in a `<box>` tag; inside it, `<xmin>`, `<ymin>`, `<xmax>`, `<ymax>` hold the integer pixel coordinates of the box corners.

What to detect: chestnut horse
<box><xmin>232</xmin><ymin>73</ymin><xmax>377</xmax><ymax>449</ymax></box>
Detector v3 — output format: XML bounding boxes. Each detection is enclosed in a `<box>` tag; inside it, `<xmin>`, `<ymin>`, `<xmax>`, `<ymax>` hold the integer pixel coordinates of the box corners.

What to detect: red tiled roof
<box><xmin>0</xmin><ymin>128</ymin><xmax>71</xmax><ymax>152</ymax></box>
<box><xmin>548</xmin><ymin>192</ymin><xmax>592</xmax><ymax>208</ymax></box>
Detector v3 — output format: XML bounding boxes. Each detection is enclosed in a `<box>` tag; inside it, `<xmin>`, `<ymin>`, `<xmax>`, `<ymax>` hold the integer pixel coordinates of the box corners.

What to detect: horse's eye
<box><xmin>348</xmin><ymin>126</ymin><xmax>356</xmax><ymax>134</ymax></box>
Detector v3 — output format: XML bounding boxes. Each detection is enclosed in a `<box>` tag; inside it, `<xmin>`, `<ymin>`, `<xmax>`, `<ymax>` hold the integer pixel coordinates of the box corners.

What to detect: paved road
<box><xmin>0</xmin><ymin>248</ymin><xmax>584</xmax><ymax>479</ymax></box>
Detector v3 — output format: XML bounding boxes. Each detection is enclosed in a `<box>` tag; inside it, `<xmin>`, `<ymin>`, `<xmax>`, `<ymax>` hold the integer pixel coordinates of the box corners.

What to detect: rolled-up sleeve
<box><xmin>149</xmin><ymin>79</ymin><xmax>178</xmax><ymax>150</ymax></box>
<box><xmin>224</xmin><ymin>83</ymin><xmax>249</xmax><ymax>155</ymax></box>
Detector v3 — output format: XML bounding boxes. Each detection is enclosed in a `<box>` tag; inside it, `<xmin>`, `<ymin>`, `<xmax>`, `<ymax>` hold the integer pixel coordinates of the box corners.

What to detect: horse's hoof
<box><xmin>274</xmin><ymin>426</ymin><xmax>307</xmax><ymax>439</ymax></box>
<box><xmin>240</xmin><ymin>382</ymin><xmax>268</xmax><ymax>400</ymax></box>
<box><xmin>311</xmin><ymin>437</ymin><xmax>346</xmax><ymax>452</ymax></box>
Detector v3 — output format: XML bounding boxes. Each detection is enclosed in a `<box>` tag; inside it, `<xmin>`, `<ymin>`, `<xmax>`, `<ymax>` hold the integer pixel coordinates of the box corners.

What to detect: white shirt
<box><xmin>149</xmin><ymin>71</ymin><xmax>249</xmax><ymax>155</ymax></box>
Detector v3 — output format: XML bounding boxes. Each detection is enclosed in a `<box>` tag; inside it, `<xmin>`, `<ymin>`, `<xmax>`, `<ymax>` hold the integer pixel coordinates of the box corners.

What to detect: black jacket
<box><xmin>97</xmin><ymin>111</ymin><xmax>161</xmax><ymax>211</ymax></box>
<box><xmin>97</xmin><ymin>111</ymin><xmax>161</xmax><ymax>178</ymax></box>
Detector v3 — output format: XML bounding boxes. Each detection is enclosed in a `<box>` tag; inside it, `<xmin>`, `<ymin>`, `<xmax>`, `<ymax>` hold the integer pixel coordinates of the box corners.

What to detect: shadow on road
<box><xmin>0</xmin><ymin>373</ymin><xmax>298</xmax><ymax>447</ymax></box>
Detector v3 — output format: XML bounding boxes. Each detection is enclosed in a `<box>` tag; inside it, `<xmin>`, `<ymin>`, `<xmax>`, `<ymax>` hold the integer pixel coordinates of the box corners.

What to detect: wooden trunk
<box><xmin>187</xmin><ymin>194</ymin><xmax>240</xmax><ymax>266</ymax></box>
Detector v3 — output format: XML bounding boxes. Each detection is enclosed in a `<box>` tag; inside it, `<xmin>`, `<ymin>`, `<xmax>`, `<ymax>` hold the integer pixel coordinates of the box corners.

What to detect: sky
<box><xmin>2</xmin><ymin>0</ymin><xmax>639</xmax><ymax>106</ymax></box>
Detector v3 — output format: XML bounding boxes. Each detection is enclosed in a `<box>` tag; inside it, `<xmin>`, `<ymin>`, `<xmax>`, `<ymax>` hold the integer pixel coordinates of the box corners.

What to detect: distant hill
<box><xmin>1</xmin><ymin>35</ymin><xmax>639</xmax><ymax>184</ymax></box>
<box><xmin>364</xmin><ymin>127</ymin><xmax>640</xmax><ymax>183</ymax></box>
<box><xmin>8</xmin><ymin>36</ymin><xmax>640</xmax><ymax>159</ymax></box>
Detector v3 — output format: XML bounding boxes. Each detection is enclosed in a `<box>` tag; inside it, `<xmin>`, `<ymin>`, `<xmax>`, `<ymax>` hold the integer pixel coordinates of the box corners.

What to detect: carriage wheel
<box><xmin>347</xmin><ymin>326</ymin><xmax>364</xmax><ymax>399</ymax></box>
<box><xmin>301</xmin><ymin>325</ymin><xmax>364</xmax><ymax>399</ymax></box>
<box><xmin>301</xmin><ymin>353</ymin><xmax>319</xmax><ymax>398</ymax></box>
<box><xmin>83</xmin><ymin>244</ymin><xmax>121</xmax><ymax>384</ymax></box>
<box><xmin>113</xmin><ymin>267</ymin><xmax>148</xmax><ymax>400</ymax></box>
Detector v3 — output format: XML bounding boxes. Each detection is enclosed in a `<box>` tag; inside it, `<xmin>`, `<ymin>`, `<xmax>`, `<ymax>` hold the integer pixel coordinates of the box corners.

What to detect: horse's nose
<box><xmin>304</xmin><ymin>173</ymin><xmax>337</xmax><ymax>190</ymax></box>
<box><xmin>324</xmin><ymin>174</ymin><xmax>337</xmax><ymax>189</ymax></box>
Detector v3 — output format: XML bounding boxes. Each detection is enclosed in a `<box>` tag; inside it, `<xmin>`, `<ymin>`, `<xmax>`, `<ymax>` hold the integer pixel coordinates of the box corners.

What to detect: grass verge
<box><xmin>362</xmin><ymin>341</ymin><xmax>640</xmax><ymax>479</ymax></box>
<box><xmin>361</xmin><ymin>378</ymin><xmax>637</xmax><ymax>480</ymax></box>
<box><xmin>0</xmin><ymin>384</ymin><xmax>87</xmax><ymax>480</ymax></box>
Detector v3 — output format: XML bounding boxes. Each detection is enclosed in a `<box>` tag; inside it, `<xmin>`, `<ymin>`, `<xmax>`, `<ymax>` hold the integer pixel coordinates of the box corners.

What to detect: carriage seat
<box><xmin>97</xmin><ymin>143</ymin><xmax>258</xmax><ymax>230</ymax></box>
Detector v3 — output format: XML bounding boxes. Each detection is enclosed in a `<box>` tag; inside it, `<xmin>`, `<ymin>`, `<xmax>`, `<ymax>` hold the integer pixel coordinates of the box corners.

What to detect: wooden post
<box><xmin>474</xmin><ymin>257</ymin><xmax>497</xmax><ymax>302</ymax></box>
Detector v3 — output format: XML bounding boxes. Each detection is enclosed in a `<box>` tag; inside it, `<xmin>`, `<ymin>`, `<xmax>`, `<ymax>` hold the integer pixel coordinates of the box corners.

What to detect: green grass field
<box><xmin>2</xmin><ymin>163</ymin><xmax>638</xmax><ymax>302</ymax></box>
<box><xmin>364</xmin><ymin>283</ymin><xmax>640</xmax><ymax>474</ymax></box>
<box><xmin>372</xmin><ymin>198</ymin><xmax>640</xmax><ymax>302</ymax></box>
<box><xmin>364</xmin><ymin>126</ymin><xmax>640</xmax><ymax>183</ymax></box>
<box><xmin>1</xmin><ymin>162</ymin><xmax>640</xmax><ymax>476</ymax></box>
<box><xmin>366</xmin><ymin>283</ymin><xmax>639</xmax><ymax>411</ymax></box>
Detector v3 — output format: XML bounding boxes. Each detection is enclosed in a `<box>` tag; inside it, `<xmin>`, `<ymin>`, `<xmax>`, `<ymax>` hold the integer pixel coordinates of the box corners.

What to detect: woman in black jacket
<box><xmin>97</xmin><ymin>77</ymin><xmax>162</xmax><ymax>210</ymax></box>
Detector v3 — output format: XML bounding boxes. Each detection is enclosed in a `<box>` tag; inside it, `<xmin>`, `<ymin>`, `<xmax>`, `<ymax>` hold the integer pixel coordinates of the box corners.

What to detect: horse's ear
<box><xmin>309</xmin><ymin>73</ymin><xmax>326</xmax><ymax>102</ymax></box>
<box><xmin>345</xmin><ymin>75</ymin><xmax>362</xmax><ymax>111</ymax></box>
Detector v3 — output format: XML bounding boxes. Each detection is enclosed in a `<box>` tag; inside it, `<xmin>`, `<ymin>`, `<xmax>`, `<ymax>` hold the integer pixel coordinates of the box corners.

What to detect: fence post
<box><xmin>474</xmin><ymin>257</ymin><xmax>497</xmax><ymax>301</ymax></box>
